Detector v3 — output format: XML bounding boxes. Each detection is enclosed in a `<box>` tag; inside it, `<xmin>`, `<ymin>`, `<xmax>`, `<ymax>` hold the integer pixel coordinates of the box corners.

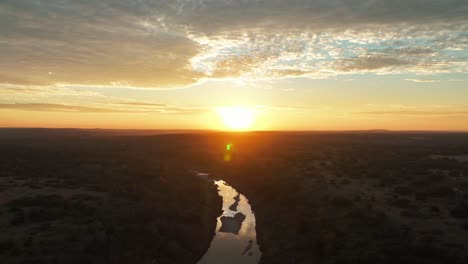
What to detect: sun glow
<box><xmin>217</xmin><ymin>107</ymin><xmax>256</xmax><ymax>130</ymax></box>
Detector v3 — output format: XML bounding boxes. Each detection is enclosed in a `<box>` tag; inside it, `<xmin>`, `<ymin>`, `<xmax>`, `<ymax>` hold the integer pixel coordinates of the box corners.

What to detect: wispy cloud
<box><xmin>259</xmin><ymin>105</ymin><xmax>331</xmax><ymax>112</ymax></box>
<box><xmin>114</xmin><ymin>101</ymin><xmax>167</xmax><ymax>107</ymax></box>
<box><xmin>282</xmin><ymin>88</ymin><xmax>296</xmax><ymax>92</ymax></box>
<box><xmin>0</xmin><ymin>103</ymin><xmax>120</xmax><ymax>113</ymax></box>
<box><xmin>405</xmin><ymin>79</ymin><xmax>441</xmax><ymax>83</ymax></box>
<box><xmin>0</xmin><ymin>84</ymin><xmax>102</xmax><ymax>97</ymax></box>
<box><xmin>356</xmin><ymin>110</ymin><xmax>468</xmax><ymax>116</ymax></box>
<box><xmin>366</xmin><ymin>104</ymin><xmax>415</xmax><ymax>109</ymax></box>
<box><xmin>0</xmin><ymin>102</ymin><xmax>210</xmax><ymax>115</ymax></box>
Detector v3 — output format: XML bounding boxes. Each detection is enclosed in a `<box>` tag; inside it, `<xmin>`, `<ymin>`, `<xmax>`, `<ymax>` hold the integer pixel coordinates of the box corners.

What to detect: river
<box><xmin>197</xmin><ymin>176</ymin><xmax>261</xmax><ymax>264</ymax></box>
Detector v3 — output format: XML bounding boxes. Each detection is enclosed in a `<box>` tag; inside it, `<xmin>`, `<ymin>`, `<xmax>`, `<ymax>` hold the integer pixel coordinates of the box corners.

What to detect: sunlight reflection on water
<box><xmin>198</xmin><ymin>180</ymin><xmax>261</xmax><ymax>264</ymax></box>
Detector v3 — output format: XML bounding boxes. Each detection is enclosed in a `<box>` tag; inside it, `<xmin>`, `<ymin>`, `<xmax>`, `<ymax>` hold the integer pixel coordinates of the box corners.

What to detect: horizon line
<box><xmin>1</xmin><ymin>127</ymin><xmax>468</xmax><ymax>133</ymax></box>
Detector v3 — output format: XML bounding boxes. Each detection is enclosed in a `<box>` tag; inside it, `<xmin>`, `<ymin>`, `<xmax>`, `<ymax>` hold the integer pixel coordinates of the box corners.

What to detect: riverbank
<box><xmin>211</xmin><ymin>132</ymin><xmax>468</xmax><ymax>263</ymax></box>
<box><xmin>0</xmin><ymin>133</ymin><xmax>222</xmax><ymax>264</ymax></box>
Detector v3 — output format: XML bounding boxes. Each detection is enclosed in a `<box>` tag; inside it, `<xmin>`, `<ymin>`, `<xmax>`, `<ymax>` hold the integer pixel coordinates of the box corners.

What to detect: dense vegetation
<box><xmin>211</xmin><ymin>133</ymin><xmax>468</xmax><ymax>263</ymax></box>
<box><xmin>1</xmin><ymin>129</ymin><xmax>468</xmax><ymax>263</ymax></box>
<box><xmin>0</xmin><ymin>130</ymin><xmax>221</xmax><ymax>264</ymax></box>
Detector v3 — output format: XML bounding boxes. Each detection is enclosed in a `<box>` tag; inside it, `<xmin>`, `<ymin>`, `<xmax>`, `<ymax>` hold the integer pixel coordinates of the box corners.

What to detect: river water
<box><xmin>198</xmin><ymin>179</ymin><xmax>261</xmax><ymax>264</ymax></box>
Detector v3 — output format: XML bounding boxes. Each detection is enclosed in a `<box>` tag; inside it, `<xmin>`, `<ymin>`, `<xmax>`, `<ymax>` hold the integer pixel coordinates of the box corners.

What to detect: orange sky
<box><xmin>0</xmin><ymin>1</ymin><xmax>467</xmax><ymax>131</ymax></box>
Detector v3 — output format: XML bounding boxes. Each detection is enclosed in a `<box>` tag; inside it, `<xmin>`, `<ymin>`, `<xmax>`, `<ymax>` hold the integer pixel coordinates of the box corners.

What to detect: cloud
<box><xmin>168</xmin><ymin>0</ymin><xmax>468</xmax><ymax>35</ymax></box>
<box><xmin>0</xmin><ymin>102</ymin><xmax>210</xmax><ymax>115</ymax></box>
<box><xmin>0</xmin><ymin>84</ymin><xmax>102</xmax><ymax>97</ymax></box>
<box><xmin>0</xmin><ymin>74</ymin><xmax>49</xmax><ymax>86</ymax></box>
<box><xmin>356</xmin><ymin>110</ymin><xmax>468</xmax><ymax>116</ymax></box>
<box><xmin>114</xmin><ymin>101</ymin><xmax>167</xmax><ymax>107</ymax></box>
<box><xmin>261</xmin><ymin>105</ymin><xmax>330</xmax><ymax>111</ymax></box>
<box><xmin>111</xmin><ymin>101</ymin><xmax>210</xmax><ymax>114</ymax></box>
<box><xmin>405</xmin><ymin>79</ymin><xmax>441</xmax><ymax>83</ymax></box>
<box><xmin>210</xmin><ymin>55</ymin><xmax>270</xmax><ymax>78</ymax></box>
<box><xmin>383</xmin><ymin>47</ymin><xmax>436</xmax><ymax>56</ymax></box>
<box><xmin>0</xmin><ymin>0</ymin><xmax>204</xmax><ymax>88</ymax></box>
<box><xmin>366</xmin><ymin>104</ymin><xmax>415</xmax><ymax>109</ymax></box>
<box><xmin>282</xmin><ymin>88</ymin><xmax>296</xmax><ymax>92</ymax></box>
<box><xmin>334</xmin><ymin>55</ymin><xmax>409</xmax><ymax>72</ymax></box>
<box><xmin>0</xmin><ymin>0</ymin><xmax>467</xmax><ymax>88</ymax></box>
<box><xmin>0</xmin><ymin>103</ymin><xmax>120</xmax><ymax>113</ymax></box>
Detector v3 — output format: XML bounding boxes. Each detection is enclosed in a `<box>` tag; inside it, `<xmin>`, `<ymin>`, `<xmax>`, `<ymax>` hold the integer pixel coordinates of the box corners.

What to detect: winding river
<box><xmin>196</xmin><ymin>173</ymin><xmax>261</xmax><ymax>264</ymax></box>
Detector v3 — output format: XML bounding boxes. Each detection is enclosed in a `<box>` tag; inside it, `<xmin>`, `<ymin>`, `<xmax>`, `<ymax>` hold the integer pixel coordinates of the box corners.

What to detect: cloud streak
<box><xmin>405</xmin><ymin>79</ymin><xmax>441</xmax><ymax>83</ymax></box>
<box><xmin>356</xmin><ymin>110</ymin><xmax>468</xmax><ymax>116</ymax></box>
<box><xmin>0</xmin><ymin>103</ymin><xmax>120</xmax><ymax>113</ymax></box>
<box><xmin>0</xmin><ymin>102</ymin><xmax>210</xmax><ymax>115</ymax></box>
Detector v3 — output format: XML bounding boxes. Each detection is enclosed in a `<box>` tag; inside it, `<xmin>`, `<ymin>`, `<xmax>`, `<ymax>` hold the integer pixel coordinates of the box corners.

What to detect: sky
<box><xmin>0</xmin><ymin>0</ymin><xmax>467</xmax><ymax>130</ymax></box>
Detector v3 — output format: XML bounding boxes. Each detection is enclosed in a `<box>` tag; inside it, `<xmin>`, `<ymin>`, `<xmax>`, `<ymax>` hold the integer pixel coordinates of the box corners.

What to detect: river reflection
<box><xmin>198</xmin><ymin>180</ymin><xmax>261</xmax><ymax>264</ymax></box>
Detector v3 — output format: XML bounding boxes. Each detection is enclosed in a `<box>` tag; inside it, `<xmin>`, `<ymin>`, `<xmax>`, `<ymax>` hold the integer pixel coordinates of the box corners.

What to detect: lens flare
<box><xmin>226</xmin><ymin>143</ymin><xmax>233</xmax><ymax>151</ymax></box>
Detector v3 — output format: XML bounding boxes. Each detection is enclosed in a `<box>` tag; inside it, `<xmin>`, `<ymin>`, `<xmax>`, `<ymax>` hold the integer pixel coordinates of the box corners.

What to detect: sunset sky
<box><xmin>1</xmin><ymin>0</ymin><xmax>467</xmax><ymax>130</ymax></box>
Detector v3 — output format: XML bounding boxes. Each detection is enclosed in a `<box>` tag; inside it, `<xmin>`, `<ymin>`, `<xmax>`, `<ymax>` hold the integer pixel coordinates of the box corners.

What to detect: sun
<box><xmin>217</xmin><ymin>106</ymin><xmax>256</xmax><ymax>130</ymax></box>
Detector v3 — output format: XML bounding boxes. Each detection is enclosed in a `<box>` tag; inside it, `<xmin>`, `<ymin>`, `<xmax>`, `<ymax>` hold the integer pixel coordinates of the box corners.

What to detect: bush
<box><xmin>390</xmin><ymin>198</ymin><xmax>411</xmax><ymax>209</ymax></box>
<box><xmin>394</xmin><ymin>186</ymin><xmax>412</xmax><ymax>196</ymax></box>
<box><xmin>332</xmin><ymin>196</ymin><xmax>353</xmax><ymax>208</ymax></box>
<box><xmin>451</xmin><ymin>202</ymin><xmax>468</xmax><ymax>218</ymax></box>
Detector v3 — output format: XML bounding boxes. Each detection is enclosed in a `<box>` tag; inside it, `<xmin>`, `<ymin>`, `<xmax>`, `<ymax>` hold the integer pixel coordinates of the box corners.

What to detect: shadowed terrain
<box><xmin>1</xmin><ymin>129</ymin><xmax>468</xmax><ymax>263</ymax></box>
<box><xmin>0</xmin><ymin>129</ymin><xmax>221</xmax><ymax>264</ymax></box>
<box><xmin>209</xmin><ymin>132</ymin><xmax>468</xmax><ymax>264</ymax></box>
